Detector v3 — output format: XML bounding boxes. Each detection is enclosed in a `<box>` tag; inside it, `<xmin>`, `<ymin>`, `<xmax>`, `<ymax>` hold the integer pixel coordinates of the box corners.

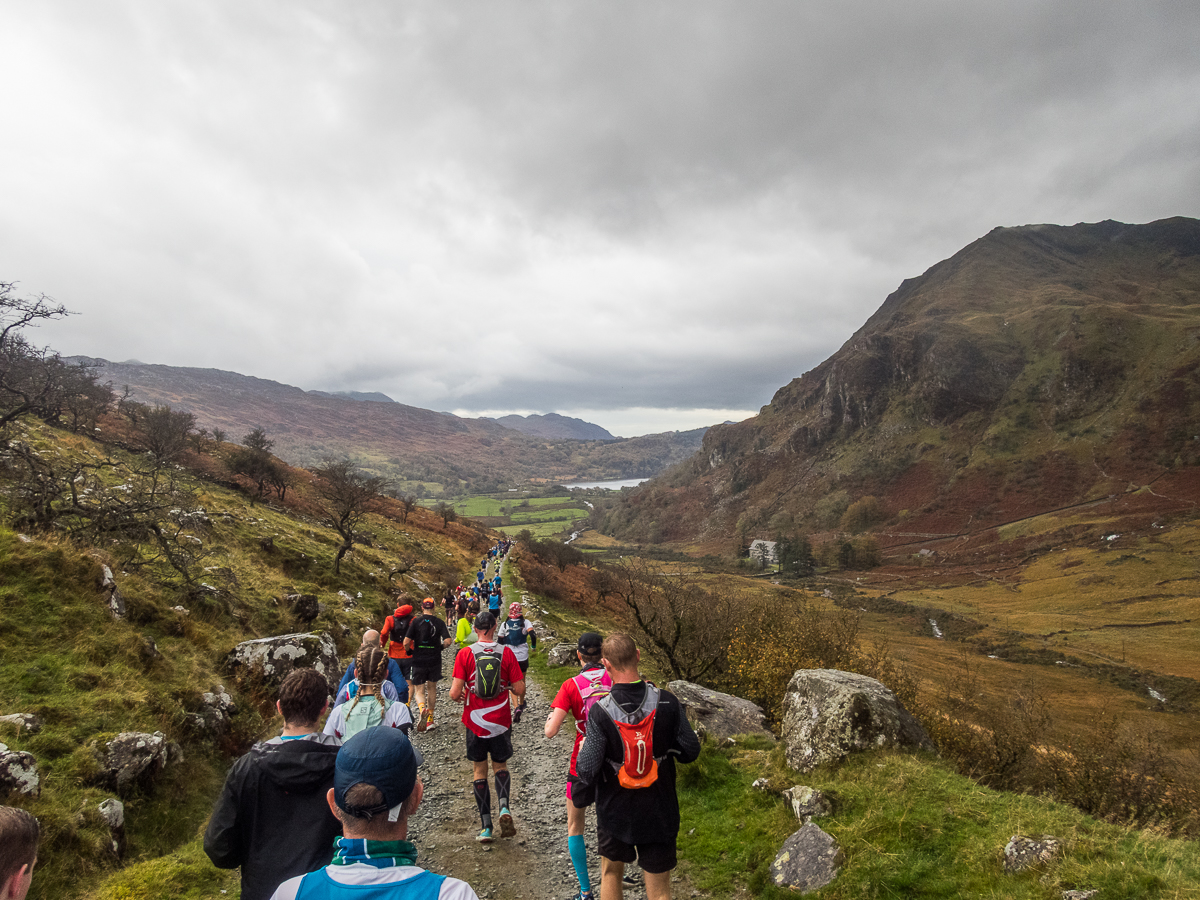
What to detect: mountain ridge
<box><xmin>76</xmin><ymin>358</ymin><xmax>704</xmax><ymax>492</ymax></box>
<box><xmin>599</xmin><ymin>216</ymin><xmax>1200</xmax><ymax>556</ymax></box>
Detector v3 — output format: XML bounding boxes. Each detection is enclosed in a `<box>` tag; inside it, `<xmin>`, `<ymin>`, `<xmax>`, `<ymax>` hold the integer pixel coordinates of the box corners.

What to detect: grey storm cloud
<box><xmin>2</xmin><ymin>0</ymin><xmax>1198</xmax><ymax>437</ymax></box>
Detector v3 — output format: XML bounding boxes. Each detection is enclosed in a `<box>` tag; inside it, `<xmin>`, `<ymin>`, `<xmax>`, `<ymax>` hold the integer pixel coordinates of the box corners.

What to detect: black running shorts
<box><xmin>465</xmin><ymin>730</ymin><xmax>513</xmax><ymax>763</ymax></box>
<box><xmin>597</xmin><ymin>829</ymin><xmax>677</xmax><ymax>874</ymax></box>
<box><xmin>408</xmin><ymin>662</ymin><xmax>442</xmax><ymax>685</ymax></box>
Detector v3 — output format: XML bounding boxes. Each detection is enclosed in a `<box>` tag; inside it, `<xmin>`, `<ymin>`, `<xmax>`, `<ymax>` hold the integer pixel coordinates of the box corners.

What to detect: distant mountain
<box><xmin>600</xmin><ymin>217</ymin><xmax>1200</xmax><ymax>553</ymax></box>
<box><xmin>80</xmin><ymin>360</ymin><xmax>706</xmax><ymax>493</ymax></box>
<box><xmin>488</xmin><ymin>412</ymin><xmax>616</xmax><ymax>441</ymax></box>
<box><xmin>310</xmin><ymin>390</ymin><xmax>397</xmax><ymax>403</ymax></box>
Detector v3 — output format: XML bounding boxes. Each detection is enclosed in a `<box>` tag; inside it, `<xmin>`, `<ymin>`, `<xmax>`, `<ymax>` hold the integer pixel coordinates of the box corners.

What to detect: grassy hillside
<box><xmin>510</xmin><ymin>559</ymin><xmax>1200</xmax><ymax>900</ymax></box>
<box><xmin>0</xmin><ymin>419</ymin><xmax>488</xmax><ymax>899</ymax></box>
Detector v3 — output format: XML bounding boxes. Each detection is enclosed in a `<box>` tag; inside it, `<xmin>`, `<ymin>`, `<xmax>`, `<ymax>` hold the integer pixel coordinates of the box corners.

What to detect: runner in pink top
<box><xmin>545</xmin><ymin>633</ymin><xmax>612</xmax><ymax>900</ymax></box>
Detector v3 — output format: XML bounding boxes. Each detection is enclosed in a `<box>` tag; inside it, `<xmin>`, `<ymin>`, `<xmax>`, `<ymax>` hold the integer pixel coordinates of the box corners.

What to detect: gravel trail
<box><xmin>404</xmin><ymin>645</ymin><xmax>629</xmax><ymax>900</ymax></box>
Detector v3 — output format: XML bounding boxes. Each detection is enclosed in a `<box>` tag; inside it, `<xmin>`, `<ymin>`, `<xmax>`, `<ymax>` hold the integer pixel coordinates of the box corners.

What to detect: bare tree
<box><xmin>134</xmin><ymin>404</ymin><xmax>197</xmax><ymax>463</ymax></box>
<box><xmin>1</xmin><ymin>285</ymin><xmax>113</xmax><ymax>436</ymax></box>
<box><xmin>397</xmin><ymin>493</ymin><xmax>417</xmax><ymax>523</ymax></box>
<box><xmin>313</xmin><ymin>459</ymin><xmax>391</xmax><ymax>574</ymax></box>
<box><xmin>596</xmin><ymin>559</ymin><xmax>739</xmax><ymax>682</ymax></box>
<box><xmin>435</xmin><ymin>501</ymin><xmax>457</xmax><ymax>529</ymax></box>
<box><xmin>227</xmin><ymin>427</ymin><xmax>277</xmax><ymax>504</ymax></box>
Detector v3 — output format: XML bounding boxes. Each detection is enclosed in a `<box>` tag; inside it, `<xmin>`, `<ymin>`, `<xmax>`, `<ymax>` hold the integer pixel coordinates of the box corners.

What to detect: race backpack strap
<box><xmin>598</xmin><ymin>684</ymin><xmax>660</xmax><ymax>789</ymax></box>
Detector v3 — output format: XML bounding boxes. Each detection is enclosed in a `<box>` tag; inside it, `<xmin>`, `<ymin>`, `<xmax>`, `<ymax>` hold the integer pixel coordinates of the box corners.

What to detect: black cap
<box><xmin>474</xmin><ymin>610</ymin><xmax>497</xmax><ymax>632</ymax></box>
<box><xmin>577</xmin><ymin>632</ymin><xmax>603</xmax><ymax>654</ymax></box>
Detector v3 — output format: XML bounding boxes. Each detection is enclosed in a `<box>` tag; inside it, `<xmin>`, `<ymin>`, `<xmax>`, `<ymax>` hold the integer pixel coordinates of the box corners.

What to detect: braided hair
<box><xmin>348</xmin><ymin>644</ymin><xmax>389</xmax><ymax>714</ymax></box>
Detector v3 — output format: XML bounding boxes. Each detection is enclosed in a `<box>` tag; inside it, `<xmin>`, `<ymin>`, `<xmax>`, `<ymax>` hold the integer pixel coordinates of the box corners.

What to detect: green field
<box><xmin>452</xmin><ymin>492</ymin><xmax>592</xmax><ymax>539</ymax></box>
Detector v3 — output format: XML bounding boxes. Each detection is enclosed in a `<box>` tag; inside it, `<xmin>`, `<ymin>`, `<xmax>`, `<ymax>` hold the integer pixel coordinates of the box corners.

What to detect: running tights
<box><xmin>568</xmin><ymin>834</ymin><xmax>592</xmax><ymax>893</ymax></box>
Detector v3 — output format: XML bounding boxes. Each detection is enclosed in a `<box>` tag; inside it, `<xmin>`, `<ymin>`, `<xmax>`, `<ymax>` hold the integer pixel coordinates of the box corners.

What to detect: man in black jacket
<box><xmin>572</xmin><ymin>633</ymin><xmax>700</xmax><ymax>900</ymax></box>
<box><xmin>204</xmin><ymin>668</ymin><xmax>342</xmax><ymax>900</ymax></box>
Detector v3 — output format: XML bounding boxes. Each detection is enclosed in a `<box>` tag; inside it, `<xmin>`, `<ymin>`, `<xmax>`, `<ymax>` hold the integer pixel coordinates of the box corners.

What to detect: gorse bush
<box><xmin>722</xmin><ymin>601</ymin><xmax>917</xmax><ymax>728</ymax></box>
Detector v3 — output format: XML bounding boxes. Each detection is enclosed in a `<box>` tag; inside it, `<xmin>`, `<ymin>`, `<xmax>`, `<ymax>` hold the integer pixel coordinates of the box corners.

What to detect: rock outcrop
<box><xmin>1003</xmin><ymin>834</ymin><xmax>1061</xmax><ymax>872</ymax></box>
<box><xmin>780</xmin><ymin>669</ymin><xmax>933</xmax><ymax>772</ymax></box>
<box><xmin>546</xmin><ymin>643</ymin><xmax>578</xmax><ymax>668</ymax></box>
<box><xmin>225</xmin><ymin>632</ymin><xmax>341</xmax><ymax>691</ymax></box>
<box><xmin>0</xmin><ymin>713</ymin><xmax>42</xmax><ymax>735</ymax></box>
<box><xmin>99</xmin><ymin>731</ymin><xmax>182</xmax><ymax>796</ymax></box>
<box><xmin>770</xmin><ymin>823</ymin><xmax>844</xmax><ymax>893</ymax></box>
<box><xmin>782</xmin><ymin>785</ymin><xmax>834</xmax><ymax>823</ymax></box>
<box><xmin>0</xmin><ymin>747</ymin><xmax>40</xmax><ymax>797</ymax></box>
<box><xmin>667</xmin><ymin>681</ymin><xmax>774</xmax><ymax>742</ymax></box>
<box><xmin>186</xmin><ymin>685</ymin><xmax>237</xmax><ymax>737</ymax></box>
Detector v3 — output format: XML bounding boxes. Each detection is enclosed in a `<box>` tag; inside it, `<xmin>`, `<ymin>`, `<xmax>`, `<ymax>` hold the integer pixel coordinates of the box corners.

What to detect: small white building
<box><xmin>749</xmin><ymin>539</ymin><xmax>778</xmax><ymax>568</ymax></box>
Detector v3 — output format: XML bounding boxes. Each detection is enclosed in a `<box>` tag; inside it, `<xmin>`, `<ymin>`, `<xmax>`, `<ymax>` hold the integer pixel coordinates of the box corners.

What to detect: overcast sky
<box><xmin>3</xmin><ymin>2</ymin><xmax>1198</xmax><ymax>437</ymax></box>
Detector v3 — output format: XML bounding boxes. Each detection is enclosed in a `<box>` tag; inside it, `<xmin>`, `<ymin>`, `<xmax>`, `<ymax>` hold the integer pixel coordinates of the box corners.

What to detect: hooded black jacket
<box><xmin>204</xmin><ymin>734</ymin><xmax>342</xmax><ymax>900</ymax></box>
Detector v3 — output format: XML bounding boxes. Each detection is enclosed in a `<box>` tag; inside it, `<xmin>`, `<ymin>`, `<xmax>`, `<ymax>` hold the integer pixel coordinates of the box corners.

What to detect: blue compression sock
<box><xmin>568</xmin><ymin>834</ymin><xmax>592</xmax><ymax>893</ymax></box>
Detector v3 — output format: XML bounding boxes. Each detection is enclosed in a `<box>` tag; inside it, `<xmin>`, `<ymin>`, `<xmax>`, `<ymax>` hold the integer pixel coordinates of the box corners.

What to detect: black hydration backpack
<box><xmin>470</xmin><ymin>643</ymin><xmax>505</xmax><ymax>699</ymax></box>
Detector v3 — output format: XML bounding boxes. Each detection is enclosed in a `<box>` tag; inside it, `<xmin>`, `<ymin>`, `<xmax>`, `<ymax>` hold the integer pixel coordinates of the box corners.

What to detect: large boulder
<box><xmin>780</xmin><ymin>669</ymin><xmax>934</xmax><ymax>773</ymax></box>
<box><xmin>667</xmin><ymin>681</ymin><xmax>774</xmax><ymax>742</ymax></box>
<box><xmin>770</xmin><ymin>823</ymin><xmax>843</xmax><ymax>893</ymax></box>
<box><xmin>546</xmin><ymin>643</ymin><xmax>578</xmax><ymax>668</ymax></box>
<box><xmin>0</xmin><ymin>748</ymin><xmax>40</xmax><ymax>797</ymax></box>
<box><xmin>99</xmin><ymin>732</ymin><xmax>181</xmax><ymax>796</ymax></box>
<box><xmin>225</xmin><ymin>632</ymin><xmax>341</xmax><ymax>692</ymax></box>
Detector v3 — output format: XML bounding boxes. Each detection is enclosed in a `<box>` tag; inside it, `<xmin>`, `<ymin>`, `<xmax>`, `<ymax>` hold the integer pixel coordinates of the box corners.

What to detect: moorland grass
<box><xmin>508</xmin><ymin>554</ymin><xmax>1200</xmax><ymax>900</ymax></box>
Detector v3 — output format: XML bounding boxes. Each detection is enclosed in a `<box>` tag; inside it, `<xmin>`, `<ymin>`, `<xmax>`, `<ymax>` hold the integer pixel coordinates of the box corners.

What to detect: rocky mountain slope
<box><xmin>80</xmin><ymin>360</ymin><xmax>703</xmax><ymax>493</ymax></box>
<box><xmin>601</xmin><ymin>217</ymin><xmax>1200</xmax><ymax>555</ymax></box>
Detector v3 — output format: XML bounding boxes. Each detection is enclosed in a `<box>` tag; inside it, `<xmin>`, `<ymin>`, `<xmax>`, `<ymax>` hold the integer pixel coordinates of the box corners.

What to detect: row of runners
<box><xmin>193</xmin><ymin>538</ymin><xmax>699</xmax><ymax>900</ymax></box>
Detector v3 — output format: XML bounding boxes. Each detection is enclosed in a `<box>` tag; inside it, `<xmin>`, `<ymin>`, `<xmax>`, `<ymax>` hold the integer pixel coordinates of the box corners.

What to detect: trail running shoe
<box><xmin>498</xmin><ymin>808</ymin><xmax>516</xmax><ymax>838</ymax></box>
<box><xmin>622</xmin><ymin>874</ymin><xmax>641</xmax><ymax>887</ymax></box>
<box><xmin>415</xmin><ymin>707</ymin><xmax>427</xmax><ymax>733</ymax></box>
<box><xmin>476</xmin><ymin>827</ymin><xmax>494</xmax><ymax>844</ymax></box>
<box><xmin>424</xmin><ymin>713</ymin><xmax>437</xmax><ymax>731</ymax></box>
<box><xmin>570</xmin><ymin>892</ymin><xmax>594</xmax><ymax>900</ymax></box>
<box><xmin>512</xmin><ymin>704</ymin><xmax>523</xmax><ymax>725</ymax></box>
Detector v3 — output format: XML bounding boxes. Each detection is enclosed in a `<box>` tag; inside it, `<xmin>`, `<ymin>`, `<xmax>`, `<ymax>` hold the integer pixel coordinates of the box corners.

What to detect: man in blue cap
<box><xmin>268</xmin><ymin>728</ymin><xmax>479</xmax><ymax>900</ymax></box>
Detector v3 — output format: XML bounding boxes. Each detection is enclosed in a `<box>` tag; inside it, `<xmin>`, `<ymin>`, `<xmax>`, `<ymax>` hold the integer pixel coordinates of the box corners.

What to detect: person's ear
<box><xmin>276</xmin><ymin>700</ymin><xmax>283</xmax><ymax>717</ymax></box>
<box><xmin>326</xmin><ymin>788</ymin><xmax>340</xmax><ymax>820</ymax></box>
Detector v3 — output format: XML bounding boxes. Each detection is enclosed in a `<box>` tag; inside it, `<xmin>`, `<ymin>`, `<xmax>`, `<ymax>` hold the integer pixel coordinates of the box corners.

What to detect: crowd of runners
<box><xmin>0</xmin><ymin>539</ymin><xmax>700</xmax><ymax>900</ymax></box>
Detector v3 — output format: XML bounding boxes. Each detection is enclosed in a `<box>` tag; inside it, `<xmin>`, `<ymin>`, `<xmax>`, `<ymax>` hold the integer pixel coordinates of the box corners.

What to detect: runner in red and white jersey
<box><xmin>449</xmin><ymin>611</ymin><xmax>526</xmax><ymax>844</ymax></box>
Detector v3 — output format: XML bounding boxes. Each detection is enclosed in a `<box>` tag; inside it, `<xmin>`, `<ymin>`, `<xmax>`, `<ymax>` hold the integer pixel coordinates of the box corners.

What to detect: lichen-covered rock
<box><xmin>783</xmin><ymin>785</ymin><xmax>833</xmax><ymax>822</ymax></box>
<box><xmin>186</xmin><ymin>685</ymin><xmax>237</xmax><ymax>737</ymax></box>
<box><xmin>667</xmin><ymin>681</ymin><xmax>774</xmax><ymax>742</ymax></box>
<box><xmin>529</xmin><ymin>620</ymin><xmax>557</xmax><ymax>648</ymax></box>
<box><xmin>100</xmin><ymin>565</ymin><xmax>126</xmax><ymax>619</ymax></box>
<box><xmin>98</xmin><ymin>798</ymin><xmax>126</xmax><ymax>859</ymax></box>
<box><xmin>546</xmin><ymin>643</ymin><xmax>578</xmax><ymax>668</ymax></box>
<box><xmin>225</xmin><ymin>632</ymin><xmax>341</xmax><ymax>692</ymax></box>
<box><xmin>0</xmin><ymin>749</ymin><xmax>40</xmax><ymax>797</ymax></box>
<box><xmin>0</xmin><ymin>713</ymin><xmax>43</xmax><ymax>735</ymax></box>
<box><xmin>1003</xmin><ymin>834</ymin><xmax>1062</xmax><ymax>872</ymax></box>
<box><xmin>100</xmin><ymin>731</ymin><xmax>180</xmax><ymax>796</ymax></box>
<box><xmin>1062</xmin><ymin>890</ymin><xmax>1099</xmax><ymax>900</ymax></box>
<box><xmin>781</xmin><ymin>669</ymin><xmax>934</xmax><ymax>772</ymax></box>
<box><xmin>770</xmin><ymin>823</ymin><xmax>843</xmax><ymax>893</ymax></box>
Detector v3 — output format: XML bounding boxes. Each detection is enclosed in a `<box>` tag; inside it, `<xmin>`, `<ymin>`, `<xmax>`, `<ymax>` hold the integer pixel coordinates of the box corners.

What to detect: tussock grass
<box><xmin>677</xmin><ymin>745</ymin><xmax>1200</xmax><ymax>899</ymax></box>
